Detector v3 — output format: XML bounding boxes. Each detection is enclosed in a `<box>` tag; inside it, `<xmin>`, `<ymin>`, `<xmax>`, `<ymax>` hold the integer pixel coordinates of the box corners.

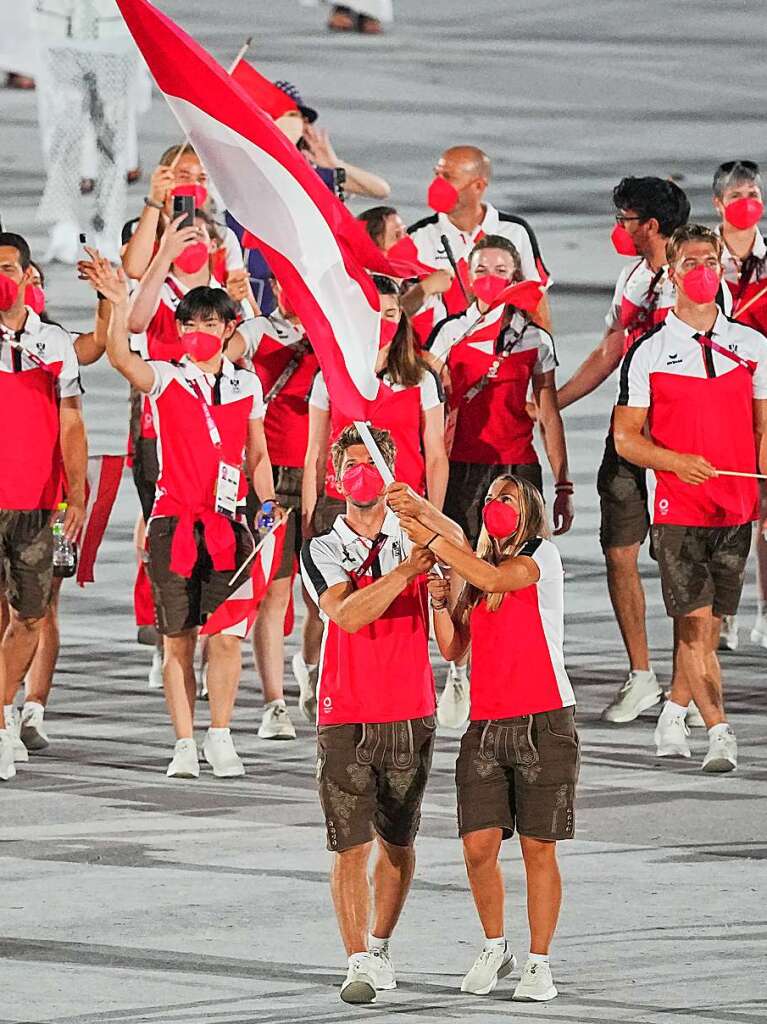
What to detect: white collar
<box><xmin>332</xmin><ymin>507</ymin><xmax>401</xmax><ymax>546</ymax></box>
<box><xmin>664</xmin><ymin>308</ymin><xmax>728</xmax><ymax>341</ymax></box>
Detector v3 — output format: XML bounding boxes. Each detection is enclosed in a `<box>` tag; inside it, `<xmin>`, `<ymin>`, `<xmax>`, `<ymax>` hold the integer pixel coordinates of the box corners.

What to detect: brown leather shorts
<box><xmin>316</xmin><ymin>716</ymin><xmax>437</xmax><ymax>853</ymax></box>
<box><xmin>456</xmin><ymin>707</ymin><xmax>580</xmax><ymax>842</ymax></box>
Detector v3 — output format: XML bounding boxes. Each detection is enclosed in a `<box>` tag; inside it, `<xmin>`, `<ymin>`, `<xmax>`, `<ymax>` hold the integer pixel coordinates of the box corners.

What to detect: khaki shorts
<box><xmin>456</xmin><ymin>708</ymin><xmax>580</xmax><ymax>842</ymax></box>
<box><xmin>0</xmin><ymin>510</ymin><xmax>53</xmax><ymax>619</ymax></box>
<box><xmin>597</xmin><ymin>437</ymin><xmax>649</xmax><ymax>551</ymax></box>
<box><xmin>147</xmin><ymin>516</ymin><xmax>255</xmax><ymax>636</ymax></box>
<box><xmin>652</xmin><ymin>523</ymin><xmax>751</xmax><ymax>618</ymax></box>
<box><xmin>317</xmin><ymin>716</ymin><xmax>437</xmax><ymax>853</ymax></box>
<box><xmin>444</xmin><ymin>461</ymin><xmax>543</xmax><ymax>546</ymax></box>
<box><xmin>246</xmin><ymin>465</ymin><xmax>303</xmax><ymax>580</ymax></box>
<box><xmin>312</xmin><ymin>494</ymin><xmax>346</xmax><ymax>536</ymax></box>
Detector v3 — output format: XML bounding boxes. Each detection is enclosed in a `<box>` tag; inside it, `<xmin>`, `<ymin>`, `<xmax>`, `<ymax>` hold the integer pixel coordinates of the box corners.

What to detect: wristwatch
<box><xmin>143</xmin><ymin>196</ymin><xmax>164</xmax><ymax>210</ymax></box>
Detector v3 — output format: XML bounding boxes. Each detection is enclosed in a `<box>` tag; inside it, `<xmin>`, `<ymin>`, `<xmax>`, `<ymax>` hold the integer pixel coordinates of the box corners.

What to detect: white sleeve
<box><xmin>300</xmin><ymin>536</ymin><xmax>350</xmax><ymax>603</ymax></box>
<box><xmin>428</xmin><ymin>306</ymin><xmax>480</xmax><ymax>362</ymax></box>
<box><xmin>616</xmin><ymin>340</ymin><xmax>651</xmax><ymax>407</ymax></box>
<box><xmin>249</xmin><ymin>373</ymin><xmax>266</xmax><ymax>420</ymax></box>
<box><xmin>309</xmin><ymin>372</ymin><xmax>330</xmax><ymax>411</ymax></box>
<box><xmin>57</xmin><ymin>333</ymin><xmax>83</xmax><ymax>399</ymax></box>
<box><xmin>605</xmin><ymin>269</ymin><xmax>627</xmax><ymax>331</ymax></box>
<box><xmin>147</xmin><ymin>361</ymin><xmax>175</xmax><ymax>398</ymax></box>
<box><xmin>751</xmin><ymin>337</ymin><xmax>767</xmax><ymax>400</ymax></box>
<box><xmin>223</xmin><ymin>226</ymin><xmax>245</xmax><ymax>271</ymax></box>
<box><xmin>237</xmin><ymin>316</ymin><xmax>272</xmax><ymax>360</ymax></box>
<box><xmin>529</xmin><ymin>539</ymin><xmax>563</xmax><ymax>582</ymax></box>
<box><xmin>418</xmin><ymin>369</ymin><xmax>443</xmax><ymax>411</ymax></box>
<box><xmin>514</xmin><ymin>230</ymin><xmax>539</xmax><ymax>283</ymax></box>
<box><xmin>533</xmin><ymin>328</ymin><xmax>558</xmax><ymax>374</ymax></box>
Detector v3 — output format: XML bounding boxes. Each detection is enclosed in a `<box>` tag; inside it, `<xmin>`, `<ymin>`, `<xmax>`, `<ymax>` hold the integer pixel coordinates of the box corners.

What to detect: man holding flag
<box><xmin>85</xmin><ymin>254</ymin><xmax>285</xmax><ymax>779</ymax></box>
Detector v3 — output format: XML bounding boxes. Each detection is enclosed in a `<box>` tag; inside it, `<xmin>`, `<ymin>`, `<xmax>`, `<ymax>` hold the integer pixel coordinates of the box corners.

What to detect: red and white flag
<box><xmin>77</xmin><ymin>454</ymin><xmax>125</xmax><ymax>586</ymax></box>
<box><xmin>116</xmin><ymin>0</ymin><xmax>399</xmax><ymax>420</ymax></box>
<box><xmin>200</xmin><ymin>521</ymin><xmax>288</xmax><ymax>638</ymax></box>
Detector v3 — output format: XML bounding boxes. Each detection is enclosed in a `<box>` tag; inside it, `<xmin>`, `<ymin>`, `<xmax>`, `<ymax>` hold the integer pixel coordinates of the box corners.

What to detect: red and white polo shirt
<box><xmin>239</xmin><ymin>313</ymin><xmax>319</xmax><ymax>469</ymax></box>
<box><xmin>0</xmin><ymin>311</ymin><xmax>82</xmax><ymax>510</ymax></box>
<box><xmin>470</xmin><ymin>537</ymin><xmax>574</xmax><ymax>719</ymax></box>
<box><xmin>391</xmin><ymin>202</ymin><xmax>549</xmax><ymax>343</ymax></box>
<box><xmin>300</xmin><ymin>509</ymin><xmax>435</xmax><ymax>726</ymax></box>
<box><xmin>428</xmin><ymin>302</ymin><xmax>556</xmax><ymax>465</ymax></box>
<box><xmin>148</xmin><ymin>356</ymin><xmax>264</xmax><ymax>519</ymax></box>
<box><xmin>310</xmin><ymin>368</ymin><xmax>442</xmax><ymax>498</ymax></box>
<box><xmin>719</xmin><ymin>227</ymin><xmax>767</xmax><ymax>334</ymax></box>
<box><xmin>617</xmin><ymin>310</ymin><xmax>767</xmax><ymax>527</ymax></box>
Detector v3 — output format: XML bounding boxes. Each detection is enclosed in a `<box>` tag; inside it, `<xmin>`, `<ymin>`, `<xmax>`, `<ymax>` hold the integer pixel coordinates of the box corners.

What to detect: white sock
<box><xmin>369</xmin><ymin>933</ymin><xmax>390</xmax><ymax>953</ymax></box>
<box><xmin>528</xmin><ymin>952</ymin><xmax>549</xmax><ymax>964</ymax></box>
<box><xmin>450</xmin><ymin>662</ymin><xmax>468</xmax><ymax>678</ymax></box>
<box><xmin>661</xmin><ymin>700</ymin><xmax>688</xmax><ymax>719</ymax></box>
<box><xmin>349</xmin><ymin>951</ymin><xmax>369</xmax><ymax>966</ymax></box>
<box><xmin>3</xmin><ymin>704</ymin><xmax>14</xmax><ymax>727</ymax></box>
<box><xmin>22</xmin><ymin>700</ymin><xmax>44</xmax><ymax>715</ymax></box>
<box><xmin>207</xmin><ymin>727</ymin><xmax>230</xmax><ymax>737</ymax></box>
<box><xmin>483</xmin><ymin>936</ymin><xmax>506</xmax><ymax>952</ymax></box>
<box><xmin>708</xmin><ymin>722</ymin><xmax>731</xmax><ymax>739</ymax></box>
<box><xmin>265</xmin><ymin>698</ymin><xmax>286</xmax><ymax>710</ymax></box>
<box><xmin>175</xmin><ymin>736</ymin><xmax>195</xmax><ymax>745</ymax></box>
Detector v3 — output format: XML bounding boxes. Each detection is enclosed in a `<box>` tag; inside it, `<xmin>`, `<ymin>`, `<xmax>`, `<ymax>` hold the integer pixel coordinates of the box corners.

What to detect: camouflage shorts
<box><xmin>0</xmin><ymin>509</ymin><xmax>53</xmax><ymax>618</ymax></box>
<box><xmin>316</xmin><ymin>716</ymin><xmax>436</xmax><ymax>852</ymax></box>
<box><xmin>651</xmin><ymin>523</ymin><xmax>752</xmax><ymax>618</ymax></box>
<box><xmin>456</xmin><ymin>708</ymin><xmax>580</xmax><ymax>842</ymax></box>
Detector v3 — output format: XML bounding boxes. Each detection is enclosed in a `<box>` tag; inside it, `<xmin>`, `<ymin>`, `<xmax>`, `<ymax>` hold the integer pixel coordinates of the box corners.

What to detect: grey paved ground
<box><xmin>2</xmin><ymin>2</ymin><xmax>767</xmax><ymax>1022</ymax></box>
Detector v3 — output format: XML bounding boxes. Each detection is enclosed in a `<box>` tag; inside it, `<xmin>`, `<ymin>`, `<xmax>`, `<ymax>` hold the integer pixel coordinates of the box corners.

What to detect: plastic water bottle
<box><xmin>256</xmin><ymin>500</ymin><xmax>275</xmax><ymax>537</ymax></box>
<box><xmin>52</xmin><ymin>502</ymin><xmax>77</xmax><ymax>578</ymax></box>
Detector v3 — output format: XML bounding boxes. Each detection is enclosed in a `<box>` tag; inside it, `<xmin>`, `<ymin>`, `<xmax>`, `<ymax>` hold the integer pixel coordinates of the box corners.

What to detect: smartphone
<box><xmin>172</xmin><ymin>193</ymin><xmax>195</xmax><ymax>229</ymax></box>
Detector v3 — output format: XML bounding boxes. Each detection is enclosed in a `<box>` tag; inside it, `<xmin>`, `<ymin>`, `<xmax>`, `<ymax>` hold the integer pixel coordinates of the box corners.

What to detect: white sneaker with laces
<box><xmin>702</xmin><ymin>726</ymin><xmax>737</xmax><ymax>773</ymax></box>
<box><xmin>719</xmin><ymin>615</ymin><xmax>739</xmax><ymax>651</ymax></box>
<box><xmin>292</xmin><ymin>653</ymin><xmax>318</xmax><ymax>722</ymax></box>
<box><xmin>3</xmin><ymin>707</ymin><xmax>29</xmax><ymax>762</ymax></box>
<box><xmin>147</xmin><ymin>648</ymin><xmax>163</xmax><ymax>690</ymax></box>
<box><xmin>512</xmin><ymin>959</ymin><xmax>558</xmax><ymax>1002</ymax></box>
<box><xmin>258</xmin><ymin>700</ymin><xmax>297</xmax><ymax>740</ymax></box>
<box><xmin>461</xmin><ymin>943</ymin><xmax>516</xmax><ymax>995</ymax></box>
<box><xmin>686</xmin><ymin>701</ymin><xmax>706</xmax><ymax>728</ymax></box>
<box><xmin>654</xmin><ymin>711</ymin><xmax>691</xmax><ymax>757</ymax></box>
<box><xmin>340</xmin><ymin>954</ymin><xmax>377</xmax><ymax>1004</ymax></box>
<box><xmin>437</xmin><ymin>664</ymin><xmax>470</xmax><ymax>729</ymax></box>
<box><xmin>166</xmin><ymin>738</ymin><xmax>199</xmax><ymax>779</ymax></box>
<box><xmin>20</xmin><ymin>702</ymin><xmax>49</xmax><ymax>750</ymax></box>
<box><xmin>203</xmin><ymin>728</ymin><xmax>245</xmax><ymax>777</ymax></box>
<box><xmin>370</xmin><ymin>948</ymin><xmax>397</xmax><ymax>990</ymax></box>
<box><xmin>0</xmin><ymin>730</ymin><xmax>16</xmax><ymax>781</ymax></box>
<box><xmin>750</xmin><ymin>613</ymin><xmax>767</xmax><ymax>648</ymax></box>
<box><xmin>601</xmin><ymin>670</ymin><xmax>661</xmax><ymax>723</ymax></box>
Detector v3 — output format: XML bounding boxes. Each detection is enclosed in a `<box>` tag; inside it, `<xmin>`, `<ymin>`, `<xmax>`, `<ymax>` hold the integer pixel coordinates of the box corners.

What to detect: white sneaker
<box><xmin>437</xmin><ymin>664</ymin><xmax>470</xmax><ymax>729</ymax></box>
<box><xmin>601</xmin><ymin>670</ymin><xmax>661</xmax><ymax>723</ymax></box>
<box><xmin>654</xmin><ymin>711</ymin><xmax>691</xmax><ymax>757</ymax></box>
<box><xmin>166</xmin><ymin>738</ymin><xmax>199</xmax><ymax>779</ymax></box>
<box><xmin>461</xmin><ymin>943</ymin><xmax>516</xmax><ymax>995</ymax></box>
<box><xmin>0</xmin><ymin>731</ymin><xmax>16</xmax><ymax>782</ymax></box>
<box><xmin>257</xmin><ymin>700</ymin><xmax>297</xmax><ymax>740</ymax></box>
<box><xmin>3</xmin><ymin>707</ymin><xmax>29</xmax><ymax>763</ymax></box>
<box><xmin>20</xmin><ymin>702</ymin><xmax>49</xmax><ymax>750</ymax></box>
<box><xmin>719</xmin><ymin>615</ymin><xmax>739</xmax><ymax>651</ymax></box>
<box><xmin>148</xmin><ymin>648</ymin><xmax>163</xmax><ymax>690</ymax></box>
<box><xmin>292</xmin><ymin>653</ymin><xmax>318</xmax><ymax>722</ymax></box>
<box><xmin>370</xmin><ymin>948</ymin><xmax>397</xmax><ymax>990</ymax></box>
<box><xmin>686</xmin><ymin>701</ymin><xmax>706</xmax><ymax>728</ymax></box>
<box><xmin>750</xmin><ymin>613</ymin><xmax>767</xmax><ymax>648</ymax></box>
<box><xmin>340</xmin><ymin>954</ymin><xmax>377</xmax><ymax>1004</ymax></box>
<box><xmin>202</xmin><ymin>728</ymin><xmax>245</xmax><ymax>777</ymax></box>
<box><xmin>512</xmin><ymin>959</ymin><xmax>558</xmax><ymax>1002</ymax></box>
<box><xmin>702</xmin><ymin>726</ymin><xmax>737</xmax><ymax>773</ymax></box>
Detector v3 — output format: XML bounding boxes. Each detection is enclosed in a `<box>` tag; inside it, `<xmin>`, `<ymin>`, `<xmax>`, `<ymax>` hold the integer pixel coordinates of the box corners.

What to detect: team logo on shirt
<box><xmin>36</xmin><ymin>341</ymin><xmax>46</xmax><ymax>355</ymax></box>
<box><xmin>665</xmin><ymin>353</ymin><xmax>683</xmax><ymax>366</ymax></box>
<box><xmin>728</xmin><ymin>343</ymin><xmax>739</xmax><ymax>352</ymax></box>
<box><xmin>230</xmin><ymin>377</ymin><xmax>241</xmax><ymax>391</ymax></box>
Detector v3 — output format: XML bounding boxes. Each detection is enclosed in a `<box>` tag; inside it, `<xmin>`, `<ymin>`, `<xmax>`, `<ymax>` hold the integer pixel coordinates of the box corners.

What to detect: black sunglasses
<box><xmin>718</xmin><ymin>159</ymin><xmax>760</xmax><ymax>174</ymax></box>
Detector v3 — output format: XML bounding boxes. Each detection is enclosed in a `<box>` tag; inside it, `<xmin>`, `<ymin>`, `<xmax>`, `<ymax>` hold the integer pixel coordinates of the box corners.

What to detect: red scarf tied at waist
<box><xmin>166</xmin><ymin>505</ymin><xmax>237</xmax><ymax>578</ymax></box>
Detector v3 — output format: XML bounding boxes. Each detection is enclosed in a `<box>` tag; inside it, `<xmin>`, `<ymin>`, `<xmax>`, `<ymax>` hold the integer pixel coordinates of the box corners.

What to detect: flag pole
<box><xmin>227</xmin><ymin>508</ymin><xmax>291</xmax><ymax>588</ymax></box>
<box><xmin>716</xmin><ymin>469</ymin><xmax>767</xmax><ymax>480</ymax></box>
<box><xmin>168</xmin><ymin>36</ymin><xmax>252</xmax><ymax>171</ymax></box>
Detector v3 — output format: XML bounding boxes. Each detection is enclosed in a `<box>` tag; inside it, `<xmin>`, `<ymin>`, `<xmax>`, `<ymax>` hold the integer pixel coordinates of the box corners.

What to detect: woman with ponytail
<box><xmin>392</xmin><ymin>474</ymin><xmax>578</xmax><ymax>1004</ymax></box>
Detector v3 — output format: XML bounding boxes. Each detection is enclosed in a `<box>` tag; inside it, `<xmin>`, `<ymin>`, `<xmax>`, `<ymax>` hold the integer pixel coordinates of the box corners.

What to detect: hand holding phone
<box><xmin>172</xmin><ymin>193</ymin><xmax>195</xmax><ymax>229</ymax></box>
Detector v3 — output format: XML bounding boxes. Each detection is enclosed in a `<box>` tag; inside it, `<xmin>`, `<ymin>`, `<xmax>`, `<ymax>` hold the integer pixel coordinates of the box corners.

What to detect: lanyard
<box><xmin>694</xmin><ymin>333</ymin><xmax>756</xmax><ymax>376</ymax></box>
<box><xmin>1</xmin><ymin>329</ymin><xmax>51</xmax><ymax>373</ymax></box>
<box><xmin>463</xmin><ymin>319</ymin><xmax>528</xmax><ymax>403</ymax></box>
<box><xmin>351</xmin><ymin>535</ymin><xmax>387</xmax><ymax>581</ymax></box>
<box><xmin>264</xmin><ymin>338</ymin><xmax>310</xmax><ymax>402</ymax></box>
<box><xmin>188</xmin><ymin>378</ymin><xmax>223</xmax><ymax>449</ymax></box>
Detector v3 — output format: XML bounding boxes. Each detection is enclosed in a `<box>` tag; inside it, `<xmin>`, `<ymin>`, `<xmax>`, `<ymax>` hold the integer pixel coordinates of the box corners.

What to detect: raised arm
<box><xmin>121</xmin><ymin>165</ymin><xmax>175</xmax><ymax>280</ymax></box>
<box><xmin>127</xmin><ymin>217</ymin><xmax>199</xmax><ymax>335</ymax></box>
<box><xmin>302</xmin><ymin>400</ymin><xmax>331</xmax><ymax>536</ymax></box>
<box><xmin>303</xmin><ymin>125</ymin><xmax>391</xmax><ymax>199</ymax></box>
<box><xmin>385</xmin><ymin>482</ymin><xmax>469</xmax><ymax>549</ymax></box>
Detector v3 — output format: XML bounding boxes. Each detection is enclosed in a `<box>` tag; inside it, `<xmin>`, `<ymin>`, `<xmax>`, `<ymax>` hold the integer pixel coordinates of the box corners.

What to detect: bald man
<box><xmin>390</xmin><ymin>146</ymin><xmax>552</xmax><ymax>342</ymax></box>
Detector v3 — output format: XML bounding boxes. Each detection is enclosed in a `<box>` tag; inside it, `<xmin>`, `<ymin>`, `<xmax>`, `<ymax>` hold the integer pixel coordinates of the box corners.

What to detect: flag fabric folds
<box><xmin>77</xmin><ymin>454</ymin><xmax>125</xmax><ymax>586</ymax></box>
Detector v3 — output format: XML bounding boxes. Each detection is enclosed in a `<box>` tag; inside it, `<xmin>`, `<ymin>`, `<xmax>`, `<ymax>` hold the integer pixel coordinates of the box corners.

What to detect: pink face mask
<box><xmin>172</xmin><ymin>183</ymin><xmax>209</xmax><ymax>209</ymax></box>
<box><xmin>427</xmin><ymin>176</ymin><xmax>459</xmax><ymax>214</ymax></box>
<box><xmin>724</xmin><ymin>197</ymin><xmax>764</xmax><ymax>230</ymax></box>
<box><xmin>611</xmin><ymin>223</ymin><xmax>638</xmax><ymax>257</ymax></box>
<box><xmin>680</xmin><ymin>265</ymin><xmax>720</xmax><ymax>304</ymax></box>
<box><xmin>181</xmin><ymin>330</ymin><xmax>222</xmax><ymax>362</ymax></box>
<box><xmin>0</xmin><ymin>273</ymin><xmax>19</xmax><ymax>311</ymax></box>
<box><xmin>482</xmin><ymin>499</ymin><xmax>520</xmax><ymax>539</ymax></box>
<box><xmin>174</xmin><ymin>241</ymin><xmax>210</xmax><ymax>275</ymax></box>
<box><xmin>472</xmin><ymin>273</ymin><xmax>510</xmax><ymax>306</ymax></box>
<box><xmin>341</xmin><ymin>463</ymin><xmax>384</xmax><ymax>505</ymax></box>
<box><xmin>25</xmin><ymin>284</ymin><xmax>46</xmax><ymax>314</ymax></box>
<box><xmin>379</xmin><ymin>317</ymin><xmax>400</xmax><ymax>349</ymax></box>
